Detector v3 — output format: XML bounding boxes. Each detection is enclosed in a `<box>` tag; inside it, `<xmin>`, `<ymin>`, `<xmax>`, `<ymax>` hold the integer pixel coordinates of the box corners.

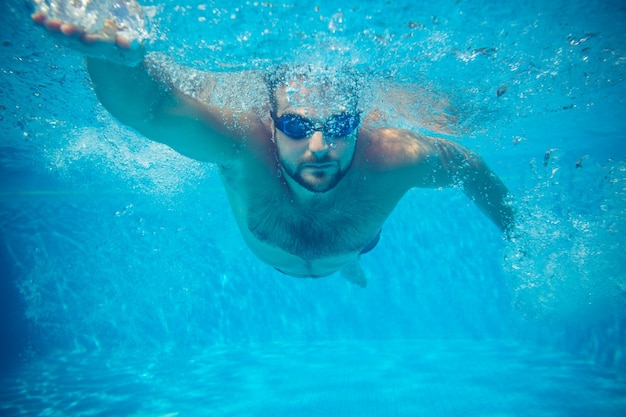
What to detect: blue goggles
<box><xmin>272</xmin><ymin>112</ymin><xmax>360</xmax><ymax>140</ymax></box>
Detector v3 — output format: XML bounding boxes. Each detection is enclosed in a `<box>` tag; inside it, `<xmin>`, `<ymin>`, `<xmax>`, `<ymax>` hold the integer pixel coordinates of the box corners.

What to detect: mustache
<box><xmin>300</xmin><ymin>155</ymin><xmax>333</xmax><ymax>165</ymax></box>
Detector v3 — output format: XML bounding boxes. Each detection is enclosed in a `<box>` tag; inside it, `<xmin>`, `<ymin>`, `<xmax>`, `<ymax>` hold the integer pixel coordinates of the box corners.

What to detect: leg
<box><xmin>340</xmin><ymin>257</ymin><xmax>367</xmax><ymax>288</ymax></box>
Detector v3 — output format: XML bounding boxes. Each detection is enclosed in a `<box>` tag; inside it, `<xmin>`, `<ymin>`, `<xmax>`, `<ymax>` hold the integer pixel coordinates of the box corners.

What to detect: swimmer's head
<box><xmin>266</xmin><ymin>64</ymin><xmax>362</xmax><ymax>194</ymax></box>
<box><xmin>265</xmin><ymin>64</ymin><xmax>361</xmax><ymax>118</ymax></box>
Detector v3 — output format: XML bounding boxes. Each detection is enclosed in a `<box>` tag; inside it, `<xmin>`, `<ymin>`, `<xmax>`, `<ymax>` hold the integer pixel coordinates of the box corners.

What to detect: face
<box><xmin>272</xmin><ymin>82</ymin><xmax>359</xmax><ymax>194</ymax></box>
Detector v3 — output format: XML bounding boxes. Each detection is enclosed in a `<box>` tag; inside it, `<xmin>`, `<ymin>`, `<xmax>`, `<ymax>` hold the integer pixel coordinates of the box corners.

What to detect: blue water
<box><xmin>1</xmin><ymin>0</ymin><xmax>625</xmax><ymax>415</ymax></box>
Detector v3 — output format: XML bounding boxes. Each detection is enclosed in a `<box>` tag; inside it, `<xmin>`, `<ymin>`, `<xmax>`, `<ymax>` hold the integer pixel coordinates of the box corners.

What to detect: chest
<box><xmin>250</xmin><ymin>188</ymin><xmax>387</xmax><ymax>259</ymax></box>
<box><xmin>227</xmin><ymin>173</ymin><xmax>387</xmax><ymax>260</ymax></box>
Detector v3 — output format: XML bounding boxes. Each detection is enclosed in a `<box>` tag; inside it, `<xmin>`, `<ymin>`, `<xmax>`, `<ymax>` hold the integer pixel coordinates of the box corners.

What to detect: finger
<box><xmin>32</xmin><ymin>12</ymin><xmax>47</xmax><ymax>24</ymax></box>
<box><xmin>114</xmin><ymin>34</ymin><xmax>132</xmax><ymax>50</ymax></box>
<box><xmin>80</xmin><ymin>32</ymin><xmax>100</xmax><ymax>44</ymax></box>
<box><xmin>44</xmin><ymin>18</ymin><xmax>63</xmax><ymax>32</ymax></box>
<box><xmin>61</xmin><ymin>23</ymin><xmax>80</xmax><ymax>37</ymax></box>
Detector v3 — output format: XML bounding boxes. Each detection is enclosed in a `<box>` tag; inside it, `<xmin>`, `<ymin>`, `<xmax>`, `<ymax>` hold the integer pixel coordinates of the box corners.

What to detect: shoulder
<box><xmin>357</xmin><ymin>124</ymin><xmax>439</xmax><ymax>171</ymax></box>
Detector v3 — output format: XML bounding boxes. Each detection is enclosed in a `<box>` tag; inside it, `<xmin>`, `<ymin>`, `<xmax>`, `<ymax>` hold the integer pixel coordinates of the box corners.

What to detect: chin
<box><xmin>299</xmin><ymin>174</ymin><xmax>340</xmax><ymax>193</ymax></box>
<box><xmin>282</xmin><ymin>161</ymin><xmax>347</xmax><ymax>193</ymax></box>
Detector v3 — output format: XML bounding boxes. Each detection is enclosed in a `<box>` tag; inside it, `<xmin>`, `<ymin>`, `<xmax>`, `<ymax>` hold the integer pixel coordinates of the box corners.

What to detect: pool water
<box><xmin>1</xmin><ymin>0</ymin><xmax>625</xmax><ymax>415</ymax></box>
<box><xmin>2</xmin><ymin>340</ymin><xmax>626</xmax><ymax>416</ymax></box>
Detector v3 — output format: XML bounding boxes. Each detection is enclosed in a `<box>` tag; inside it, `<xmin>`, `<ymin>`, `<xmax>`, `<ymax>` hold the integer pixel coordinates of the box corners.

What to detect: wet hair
<box><xmin>265</xmin><ymin>64</ymin><xmax>361</xmax><ymax>115</ymax></box>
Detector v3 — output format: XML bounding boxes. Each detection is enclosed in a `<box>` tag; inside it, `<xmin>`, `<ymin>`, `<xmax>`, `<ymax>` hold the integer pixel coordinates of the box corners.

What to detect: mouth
<box><xmin>302</xmin><ymin>162</ymin><xmax>336</xmax><ymax>170</ymax></box>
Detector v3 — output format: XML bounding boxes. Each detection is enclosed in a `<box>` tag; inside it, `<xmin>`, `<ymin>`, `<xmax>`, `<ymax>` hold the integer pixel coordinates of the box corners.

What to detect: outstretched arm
<box><xmin>368</xmin><ymin>128</ymin><xmax>514</xmax><ymax>234</ymax></box>
<box><xmin>424</xmin><ymin>137</ymin><xmax>515</xmax><ymax>234</ymax></box>
<box><xmin>32</xmin><ymin>3</ymin><xmax>266</xmax><ymax>163</ymax></box>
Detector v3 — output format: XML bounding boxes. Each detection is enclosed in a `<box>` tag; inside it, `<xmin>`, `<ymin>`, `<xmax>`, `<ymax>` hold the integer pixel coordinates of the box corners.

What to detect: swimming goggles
<box><xmin>272</xmin><ymin>112</ymin><xmax>360</xmax><ymax>139</ymax></box>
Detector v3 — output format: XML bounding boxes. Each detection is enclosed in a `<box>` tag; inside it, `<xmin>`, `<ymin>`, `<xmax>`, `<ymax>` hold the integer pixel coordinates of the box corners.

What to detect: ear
<box><xmin>267</xmin><ymin>112</ymin><xmax>276</xmax><ymax>143</ymax></box>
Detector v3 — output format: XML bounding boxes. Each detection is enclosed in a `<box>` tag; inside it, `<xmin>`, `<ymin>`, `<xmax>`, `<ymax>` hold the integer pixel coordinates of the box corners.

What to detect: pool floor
<box><xmin>1</xmin><ymin>339</ymin><xmax>625</xmax><ymax>416</ymax></box>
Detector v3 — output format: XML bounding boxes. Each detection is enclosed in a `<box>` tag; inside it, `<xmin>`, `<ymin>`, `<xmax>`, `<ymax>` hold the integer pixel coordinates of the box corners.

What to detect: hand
<box><xmin>33</xmin><ymin>11</ymin><xmax>134</xmax><ymax>49</ymax></box>
<box><xmin>31</xmin><ymin>1</ymin><xmax>148</xmax><ymax>64</ymax></box>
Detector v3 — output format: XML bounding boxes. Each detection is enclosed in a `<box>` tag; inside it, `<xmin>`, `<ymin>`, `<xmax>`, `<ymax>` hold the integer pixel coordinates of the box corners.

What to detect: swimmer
<box><xmin>32</xmin><ymin>1</ymin><xmax>514</xmax><ymax>287</ymax></box>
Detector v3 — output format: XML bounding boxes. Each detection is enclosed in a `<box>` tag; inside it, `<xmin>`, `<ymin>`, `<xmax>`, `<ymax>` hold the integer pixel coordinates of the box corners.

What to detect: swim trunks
<box><xmin>359</xmin><ymin>229</ymin><xmax>381</xmax><ymax>255</ymax></box>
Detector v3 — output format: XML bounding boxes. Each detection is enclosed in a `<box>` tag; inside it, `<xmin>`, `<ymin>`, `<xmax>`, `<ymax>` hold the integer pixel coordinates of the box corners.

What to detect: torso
<box><xmin>218</xmin><ymin>125</ymin><xmax>410</xmax><ymax>277</ymax></box>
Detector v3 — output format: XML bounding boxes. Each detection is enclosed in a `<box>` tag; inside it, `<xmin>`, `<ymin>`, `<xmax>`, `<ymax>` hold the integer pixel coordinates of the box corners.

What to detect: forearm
<box><xmin>431</xmin><ymin>139</ymin><xmax>514</xmax><ymax>233</ymax></box>
<box><xmin>459</xmin><ymin>158</ymin><xmax>515</xmax><ymax>233</ymax></box>
<box><xmin>85</xmin><ymin>57</ymin><xmax>167</xmax><ymax>129</ymax></box>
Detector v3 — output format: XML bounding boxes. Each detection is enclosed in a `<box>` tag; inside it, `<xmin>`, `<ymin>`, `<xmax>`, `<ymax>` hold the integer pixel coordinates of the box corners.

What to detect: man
<box><xmin>32</xmin><ymin>2</ymin><xmax>514</xmax><ymax>287</ymax></box>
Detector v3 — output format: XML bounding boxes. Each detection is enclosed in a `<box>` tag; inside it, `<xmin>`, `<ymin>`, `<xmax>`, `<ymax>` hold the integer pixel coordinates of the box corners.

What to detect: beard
<box><xmin>279</xmin><ymin>155</ymin><xmax>348</xmax><ymax>193</ymax></box>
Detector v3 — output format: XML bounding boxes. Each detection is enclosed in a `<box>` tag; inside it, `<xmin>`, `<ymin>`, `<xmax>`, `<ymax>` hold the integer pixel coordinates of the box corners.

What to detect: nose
<box><xmin>308</xmin><ymin>131</ymin><xmax>331</xmax><ymax>156</ymax></box>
